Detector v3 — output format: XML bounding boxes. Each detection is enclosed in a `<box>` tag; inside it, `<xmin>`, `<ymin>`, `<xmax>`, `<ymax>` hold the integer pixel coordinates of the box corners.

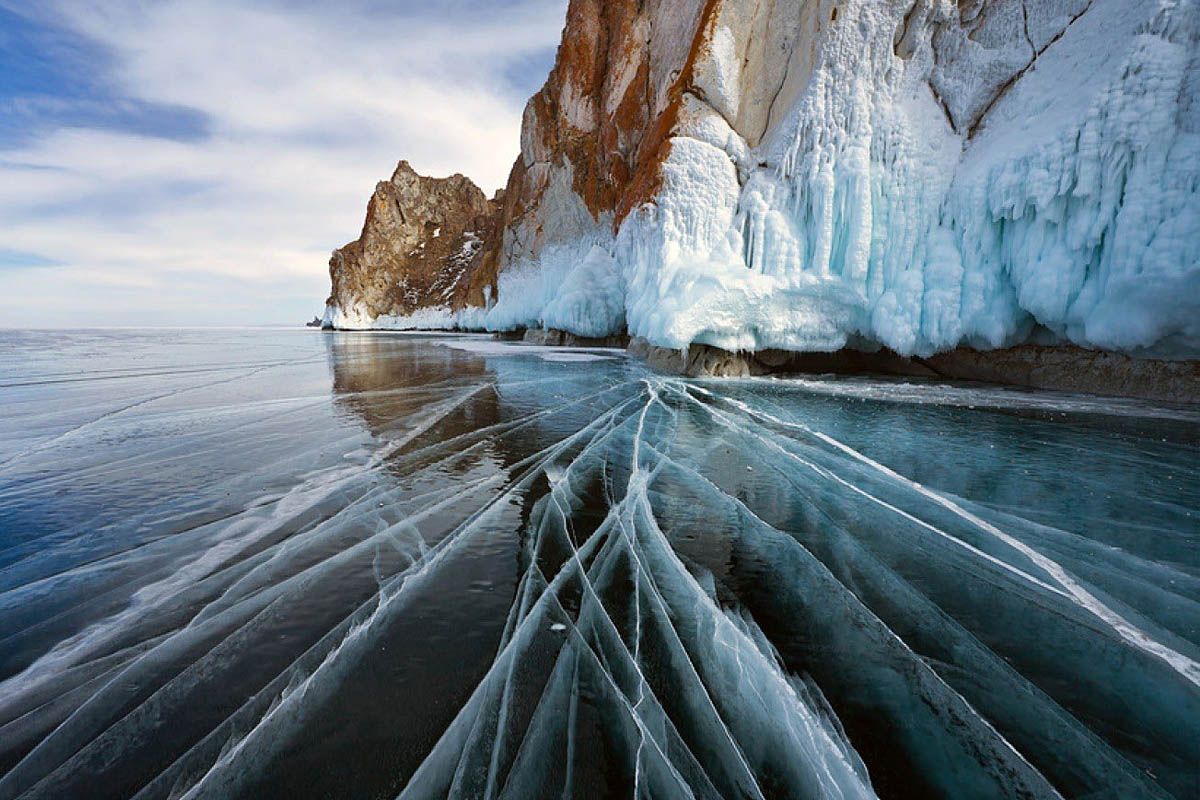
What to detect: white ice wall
<box><xmin>609</xmin><ymin>0</ymin><xmax>1200</xmax><ymax>358</ymax></box>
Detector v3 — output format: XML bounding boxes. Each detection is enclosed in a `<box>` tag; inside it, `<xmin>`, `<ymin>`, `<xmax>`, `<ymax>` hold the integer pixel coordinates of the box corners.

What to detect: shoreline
<box><xmin>318</xmin><ymin>324</ymin><xmax>1199</xmax><ymax>404</ymax></box>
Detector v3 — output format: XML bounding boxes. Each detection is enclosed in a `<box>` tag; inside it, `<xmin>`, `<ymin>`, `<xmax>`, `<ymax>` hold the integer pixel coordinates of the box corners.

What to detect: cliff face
<box><xmin>325</xmin><ymin>0</ymin><xmax>1200</xmax><ymax>368</ymax></box>
<box><xmin>490</xmin><ymin>0</ymin><xmax>708</xmax><ymax>262</ymax></box>
<box><xmin>323</xmin><ymin>161</ymin><xmax>502</xmax><ymax>329</ymax></box>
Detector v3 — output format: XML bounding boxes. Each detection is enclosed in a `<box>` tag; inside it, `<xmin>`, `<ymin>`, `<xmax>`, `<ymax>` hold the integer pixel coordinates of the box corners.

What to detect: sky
<box><xmin>0</xmin><ymin>0</ymin><xmax>566</xmax><ymax>327</ymax></box>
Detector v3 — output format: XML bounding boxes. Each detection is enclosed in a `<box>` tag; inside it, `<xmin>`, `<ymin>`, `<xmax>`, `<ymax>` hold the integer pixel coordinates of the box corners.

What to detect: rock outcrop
<box><xmin>323</xmin><ymin>161</ymin><xmax>503</xmax><ymax>329</ymax></box>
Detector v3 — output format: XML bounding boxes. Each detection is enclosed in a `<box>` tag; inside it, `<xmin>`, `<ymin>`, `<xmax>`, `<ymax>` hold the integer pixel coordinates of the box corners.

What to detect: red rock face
<box><xmin>461</xmin><ymin>0</ymin><xmax>836</xmax><ymax>287</ymax></box>
<box><xmin>490</xmin><ymin>0</ymin><xmax>715</xmax><ymax>261</ymax></box>
<box><xmin>481</xmin><ymin>0</ymin><xmax>1101</xmax><ymax>272</ymax></box>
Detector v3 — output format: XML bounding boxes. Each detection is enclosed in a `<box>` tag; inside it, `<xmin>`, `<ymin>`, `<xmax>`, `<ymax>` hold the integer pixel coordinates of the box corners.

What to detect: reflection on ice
<box><xmin>0</xmin><ymin>331</ymin><xmax>1196</xmax><ymax>799</ymax></box>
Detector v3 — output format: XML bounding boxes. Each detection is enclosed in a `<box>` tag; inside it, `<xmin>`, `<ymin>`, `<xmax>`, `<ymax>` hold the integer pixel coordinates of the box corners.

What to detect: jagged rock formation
<box><xmin>323</xmin><ymin>0</ymin><xmax>1199</xmax><ymax>398</ymax></box>
<box><xmin>322</xmin><ymin>162</ymin><xmax>502</xmax><ymax>329</ymax></box>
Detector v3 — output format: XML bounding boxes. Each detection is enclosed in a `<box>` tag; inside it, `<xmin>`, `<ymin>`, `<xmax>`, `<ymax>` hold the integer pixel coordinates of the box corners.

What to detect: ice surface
<box><xmin>433</xmin><ymin>336</ymin><xmax>624</xmax><ymax>363</ymax></box>
<box><xmin>484</xmin><ymin>241</ymin><xmax>626</xmax><ymax>338</ymax></box>
<box><xmin>0</xmin><ymin>330</ymin><xmax>1197</xmax><ymax>799</ymax></box>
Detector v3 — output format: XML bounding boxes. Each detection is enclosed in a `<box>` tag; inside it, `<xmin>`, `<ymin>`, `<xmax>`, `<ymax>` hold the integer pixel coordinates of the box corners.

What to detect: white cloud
<box><xmin>0</xmin><ymin>0</ymin><xmax>565</xmax><ymax>326</ymax></box>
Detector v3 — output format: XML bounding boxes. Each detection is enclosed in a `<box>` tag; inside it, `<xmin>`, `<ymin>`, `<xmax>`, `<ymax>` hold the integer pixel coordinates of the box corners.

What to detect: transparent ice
<box><xmin>0</xmin><ymin>330</ymin><xmax>1196</xmax><ymax>799</ymax></box>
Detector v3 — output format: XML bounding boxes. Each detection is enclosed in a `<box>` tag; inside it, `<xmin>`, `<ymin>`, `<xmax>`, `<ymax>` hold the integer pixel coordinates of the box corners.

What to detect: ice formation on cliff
<box><xmin>472</xmin><ymin>0</ymin><xmax>1200</xmax><ymax>359</ymax></box>
<box><xmin>486</xmin><ymin>243</ymin><xmax>626</xmax><ymax>337</ymax></box>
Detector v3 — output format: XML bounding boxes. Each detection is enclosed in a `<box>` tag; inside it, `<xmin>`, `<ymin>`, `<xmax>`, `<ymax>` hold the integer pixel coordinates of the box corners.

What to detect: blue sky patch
<box><xmin>0</xmin><ymin>248</ymin><xmax>61</xmax><ymax>269</ymax></box>
<box><xmin>0</xmin><ymin>6</ymin><xmax>211</xmax><ymax>147</ymax></box>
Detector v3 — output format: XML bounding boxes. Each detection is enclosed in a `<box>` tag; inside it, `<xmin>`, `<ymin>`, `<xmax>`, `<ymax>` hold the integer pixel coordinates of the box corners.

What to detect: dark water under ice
<box><xmin>0</xmin><ymin>329</ymin><xmax>1197</xmax><ymax>800</ymax></box>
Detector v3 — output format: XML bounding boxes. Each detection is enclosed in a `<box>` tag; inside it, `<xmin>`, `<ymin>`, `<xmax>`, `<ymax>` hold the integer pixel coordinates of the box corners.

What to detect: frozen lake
<box><xmin>0</xmin><ymin>329</ymin><xmax>1197</xmax><ymax>799</ymax></box>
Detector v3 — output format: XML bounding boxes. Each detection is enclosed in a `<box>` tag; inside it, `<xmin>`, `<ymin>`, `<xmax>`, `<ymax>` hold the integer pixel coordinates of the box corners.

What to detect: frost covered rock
<box><xmin>615</xmin><ymin>0</ymin><xmax>1197</xmax><ymax>358</ymax></box>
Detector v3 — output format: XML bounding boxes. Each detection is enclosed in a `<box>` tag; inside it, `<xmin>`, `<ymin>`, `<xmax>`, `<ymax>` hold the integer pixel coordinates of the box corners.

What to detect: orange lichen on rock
<box><xmin>615</xmin><ymin>0</ymin><xmax>723</xmax><ymax>224</ymax></box>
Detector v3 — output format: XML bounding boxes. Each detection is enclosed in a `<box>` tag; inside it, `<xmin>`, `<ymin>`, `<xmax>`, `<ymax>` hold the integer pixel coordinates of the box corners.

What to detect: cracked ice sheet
<box><xmin>0</xmin><ymin>331</ymin><xmax>1196</xmax><ymax>800</ymax></box>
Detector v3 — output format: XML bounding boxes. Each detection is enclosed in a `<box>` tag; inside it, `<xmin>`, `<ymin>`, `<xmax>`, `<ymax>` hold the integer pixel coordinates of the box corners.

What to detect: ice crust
<box><xmin>487</xmin><ymin>243</ymin><xmax>626</xmax><ymax>337</ymax></box>
<box><xmin>329</xmin><ymin>0</ymin><xmax>1200</xmax><ymax>359</ymax></box>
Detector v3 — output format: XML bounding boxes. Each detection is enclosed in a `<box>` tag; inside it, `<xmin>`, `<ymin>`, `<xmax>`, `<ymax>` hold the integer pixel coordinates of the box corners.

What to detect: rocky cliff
<box><xmin>323</xmin><ymin>0</ymin><xmax>1199</xmax><ymax>397</ymax></box>
<box><xmin>322</xmin><ymin>161</ymin><xmax>502</xmax><ymax>329</ymax></box>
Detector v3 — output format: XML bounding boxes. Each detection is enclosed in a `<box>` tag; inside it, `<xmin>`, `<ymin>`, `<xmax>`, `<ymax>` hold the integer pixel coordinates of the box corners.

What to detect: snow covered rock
<box><xmin>327</xmin><ymin>0</ymin><xmax>1200</xmax><ymax>368</ymax></box>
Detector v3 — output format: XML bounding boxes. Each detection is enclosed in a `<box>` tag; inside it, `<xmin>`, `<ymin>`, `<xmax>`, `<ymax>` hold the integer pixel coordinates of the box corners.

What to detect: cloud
<box><xmin>0</xmin><ymin>0</ymin><xmax>565</xmax><ymax>326</ymax></box>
